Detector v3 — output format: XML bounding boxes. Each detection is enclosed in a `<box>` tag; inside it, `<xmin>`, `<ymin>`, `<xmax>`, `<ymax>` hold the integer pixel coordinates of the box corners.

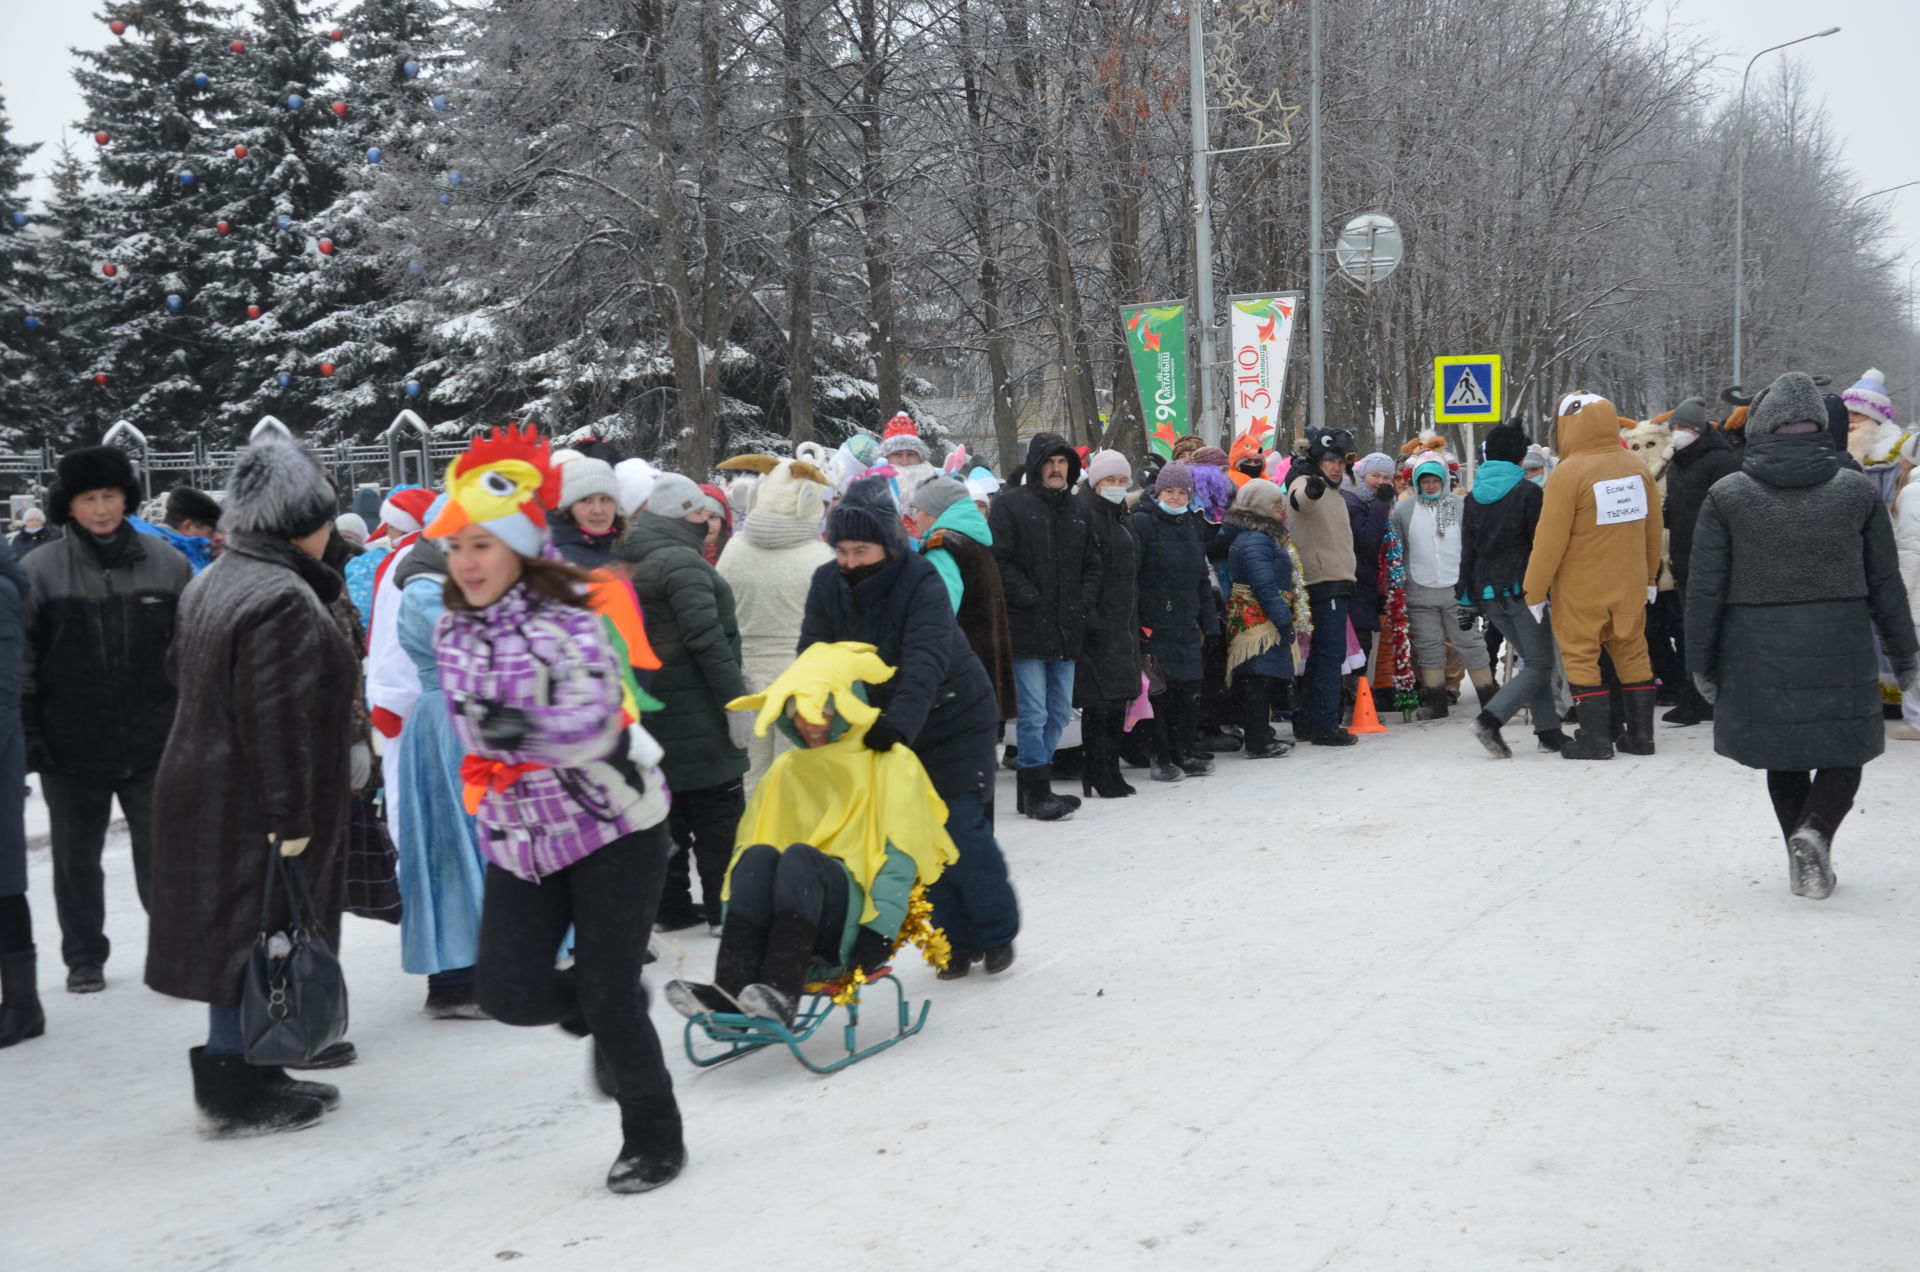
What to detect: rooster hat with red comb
<box><xmin>424</xmin><ymin>423</ymin><xmax>565</xmax><ymax>556</ymax></box>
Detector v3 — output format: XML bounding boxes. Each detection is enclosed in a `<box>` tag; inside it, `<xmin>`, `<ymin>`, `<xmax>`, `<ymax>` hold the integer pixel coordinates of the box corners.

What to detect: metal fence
<box><xmin>59</xmin><ymin>412</ymin><xmax>470</xmax><ymax>500</ymax></box>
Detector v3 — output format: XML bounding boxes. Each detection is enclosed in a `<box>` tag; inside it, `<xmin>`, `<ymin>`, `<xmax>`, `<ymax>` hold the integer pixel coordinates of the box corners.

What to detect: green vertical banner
<box><xmin>1122</xmin><ymin>301</ymin><xmax>1191</xmax><ymax>457</ymax></box>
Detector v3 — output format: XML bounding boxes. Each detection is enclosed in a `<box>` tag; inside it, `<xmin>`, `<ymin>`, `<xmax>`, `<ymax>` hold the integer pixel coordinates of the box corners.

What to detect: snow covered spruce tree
<box><xmin>0</xmin><ymin>94</ymin><xmax>59</xmax><ymax>452</ymax></box>
<box><xmin>71</xmin><ymin>0</ymin><xmax>247</xmax><ymax>445</ymax></box>
<box><xmin>262</xmin><ymin>0</ymin><xmax>449</xmax><ymax>443</ymax></box>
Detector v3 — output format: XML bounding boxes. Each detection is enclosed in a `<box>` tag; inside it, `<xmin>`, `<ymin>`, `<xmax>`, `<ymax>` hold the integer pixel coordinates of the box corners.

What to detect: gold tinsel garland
<box><xmin>821</xmin><ymin>883</ymin><xmax>952</xmax><ymax>1006</ymax></box>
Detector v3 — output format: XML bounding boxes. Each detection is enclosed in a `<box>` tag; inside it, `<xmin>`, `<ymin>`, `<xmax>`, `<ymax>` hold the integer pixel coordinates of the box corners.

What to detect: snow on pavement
<box><xmin>4</xmin><ymin>718</ymin><xmax>1918</xmax><ymax>1270</ymax></box>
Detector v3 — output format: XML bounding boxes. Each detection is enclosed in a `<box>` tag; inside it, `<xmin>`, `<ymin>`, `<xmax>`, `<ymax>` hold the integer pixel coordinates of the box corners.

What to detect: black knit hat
<box><xmin>1483</xmin><ymin>422</ymin><xmax>1530</xmax><ymax>464</ymax></box>
<box><xmin>45</xmin><ymin>446</ymin><xmax>144</xmax><ymax>528</ymax></box>
<box><xmin>165</xmin><ymin>486</ymin><xmax>223</xmax><ymax>530</ymax></box>
<box><xmin>824</xmin><ymin>475</ymin><xmax>904</xmax><ymax>551</ymax></box>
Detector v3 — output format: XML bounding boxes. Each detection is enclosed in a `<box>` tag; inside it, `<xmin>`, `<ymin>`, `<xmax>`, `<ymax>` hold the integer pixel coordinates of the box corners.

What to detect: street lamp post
<box><xmin>1733</xmin><ymin>26</ymin><xmax>1840</xmax><ymax>388</ymax></box>
<box><xmin>1850</xmin><ymin>181</ymin><xmax>1920</xmax><ymax>208</ymax></box>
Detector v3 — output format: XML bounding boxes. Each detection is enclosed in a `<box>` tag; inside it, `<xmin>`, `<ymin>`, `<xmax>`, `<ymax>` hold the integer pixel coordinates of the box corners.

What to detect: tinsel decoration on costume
<box><xmin>1379</xmin><ymin>517</ymin><xmax>1418</xmax><ymax>716</ymax></box>
<box><xmin>810</xmin><ymin>883</ymin><xmax>951</xmax><ymax>1005</ymax></box>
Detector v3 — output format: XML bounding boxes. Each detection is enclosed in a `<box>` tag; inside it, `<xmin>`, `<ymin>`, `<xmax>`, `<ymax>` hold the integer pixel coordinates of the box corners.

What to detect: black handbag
<box><xmin>241</xmin><ymin>840</ymin><xmax>350</xmax><ymax>1066</ymax></box>
<box><xmin>343</xmin><ymin>795</ymin><xmax>403</xmax><ymax>925</ymax></box>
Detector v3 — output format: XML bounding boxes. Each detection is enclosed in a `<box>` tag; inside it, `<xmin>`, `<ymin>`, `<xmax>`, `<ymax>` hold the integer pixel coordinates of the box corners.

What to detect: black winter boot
<box><xmin>664</xmin><ymin>980</ymin><xmax>735</xmax><ymax>1017</ymax></box>
<box><xmin>190</xmin><ymin>1047</ymin><xmax>326</xmax><ymax>1139</ymax></box>
<box><xmin>1015</xmin><ymin>766</ymin><xmax>1076</xmax><ymax>821</ymax></box>
<box><xmin>1469</xmin><ymin>711</ymin><xmax>1512</xmax><ymax>759</ymax></box>
<box><xmin>1535</xmin><ymin>729</ymin><xmax>1570</xmax><ymax>754</ymax></box>
<box><xmin>1560</xmin><ymin>686</ymin><xmax>1615</xmax><ymax>760</ymax></box>
<box><xmin>713</xmin><ymin>910</ymin><xmax>768</xmax><ymax>997</ymax></box>
<box><xmin>1662</xmin><ymin>683</ymin><xmax>1713</xmax><ymax>725</ymax></box>
<box><xmin>256</xmin><ymin>1067</ymin><xmax>342</xmax><ymax>1111</ymax></box>
<box><xmin>1617</xmin><ymin>681</ymin><xmax>1657</xmax><ymax>755</ymax></box>
<box><xmin>0</xmin><ymin>949</ymin><xmax>45</xmax><ymax>1048</ymax></box>
<box><xmin>608</xmin><ymin>1099</ymin><xmax>686</xmax><ymax>1194</ymax></box>
<box><xmin>755</xmin><ymin>907</ymin><xmax>821</xmax><ymax>1008</ymax></box>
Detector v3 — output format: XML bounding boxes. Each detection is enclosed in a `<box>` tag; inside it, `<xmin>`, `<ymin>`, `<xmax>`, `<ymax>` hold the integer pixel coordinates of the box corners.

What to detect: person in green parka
<box><xmin>613</xmin><ymin>472</ymin><xmax>750</xmax><ymax>934</ymax></box>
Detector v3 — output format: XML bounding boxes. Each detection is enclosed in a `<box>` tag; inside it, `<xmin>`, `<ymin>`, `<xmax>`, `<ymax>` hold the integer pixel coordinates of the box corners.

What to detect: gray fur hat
<box><xmin>222</xmin><ymin>438</ymin><xmax>337</xmax><ymax>539</ymax></box>
<box><xmin>1747</xmin><ymin>372</ymin><xmax>1827</xmax><ymax>437</ymax></box>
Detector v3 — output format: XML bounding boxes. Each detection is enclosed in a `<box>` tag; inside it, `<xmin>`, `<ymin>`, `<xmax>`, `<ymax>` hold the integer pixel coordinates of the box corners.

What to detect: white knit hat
<box><xmin>614</xmin><ymin>458</ymin><xmax>660</xmax><ymax>517</ymax></box>
<box><xmin>334</xmin><ymin>512</ymin><xmax>369</xmax><ymax>545</ymax></box>
<box><xmin>557</xmin><ymin>456</ymin><xmax>619</xmax><ymax>513</ymax></box>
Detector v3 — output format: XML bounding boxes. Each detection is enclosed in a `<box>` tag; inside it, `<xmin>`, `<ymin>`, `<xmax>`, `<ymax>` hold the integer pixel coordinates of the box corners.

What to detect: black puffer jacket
<box><xmin>1130</xmin><ymin>501</ymin><xmax>1219</xmax><ymax>684</ymax></box>
<box><xmin>1073</xmin><ymin>482</ymin><xmax>1142</xmax><ymax>705</ymax></box>
<box><xmin>1341</xmin><ymin>485</ymin><xmax>1393</xmax><ymax>630</ymax></box>
<box><xmin>1686</xmin><ymin>432</ymin><xmax>1917</xmax><ymax>771</ymax></box>
<box><xmin>1664</xmin><ymin>424</ymin><xmax>1743</xmax><ymax>590</ymax></box>
<box><xmin>551</xmin><ymin>519</ymin><xmax>622</xmax><ymax>571</ymax></box>
<box><xmin>22</xmin><ymin>525</ymin><xmax>192</xmax><ymax>782</ymax></box>
<box><xmin>988</xmin><ymin>433</ymin><xmax>1102</xmax><ymax>660</ymax></box>
<box><xmin>1458</xmin><ymin>470</ymin><xmax>1544</xmax><ymax>604</ymax></box>
<box><xmin>800</xmin><ymin>548</ymin><xmax>998</xmax><ymax>802</ymax></box>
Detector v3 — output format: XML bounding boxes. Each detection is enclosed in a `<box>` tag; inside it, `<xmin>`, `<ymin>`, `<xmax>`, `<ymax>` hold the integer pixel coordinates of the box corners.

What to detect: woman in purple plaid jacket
<box><xmin>425</xmin><ymin>427</ymin><xmax>684</xmax><ymax>1196</ymax></box>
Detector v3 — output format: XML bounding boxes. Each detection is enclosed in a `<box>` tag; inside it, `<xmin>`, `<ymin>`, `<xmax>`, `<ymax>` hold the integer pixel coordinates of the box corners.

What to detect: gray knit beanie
<box><xmin>1747</xmin><ymin>372</ymin><xmax>1827</xmax><ymax>437</ymax></box>
<box><xmin>911</xmin><ymin>475</ymin><xmax>970</xmax><ymax>519</ymax></box>
<box><xmin>647</xmin><ymin>472</ymin><xmax>706</xmax><ymax>519</ymax></box>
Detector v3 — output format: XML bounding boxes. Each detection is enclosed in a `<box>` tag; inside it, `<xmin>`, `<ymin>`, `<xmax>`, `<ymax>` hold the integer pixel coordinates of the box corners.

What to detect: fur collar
<box><xmin>1224</xmin><ymin>506</ymin><xmax>1286</xmax><ymax>536</ymax></box>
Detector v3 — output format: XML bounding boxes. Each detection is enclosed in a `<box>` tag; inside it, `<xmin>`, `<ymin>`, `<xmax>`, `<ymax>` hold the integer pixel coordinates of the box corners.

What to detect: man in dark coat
<box><xmin>1686</xmin><ymin>371</ymin><xmax>1918</xmax><ymax>901</ymax></box>
<box><xmin>23</xmin><ymin>446</ymin><xmax>191</xmax><ymax>994</ymax></box>
<box><xmin>1661</xmin><ymin>397</ymin><xmax>1744</xmax><ymax>726</ymax></box>
<box><xmin>988</xmin><ymin>432</ymin><xmax>1101</xmax><ymax>818</ymax></box>
<box><xmin>804</xmin><ymin>477</ymin><xmax>1020</xmax><ymax>974</ymax></box>
<box><xmin>1286</xmin><ymin>427</ymin><xmax>1359</xmax><ymax>745</ymax></box>
<box><xmin>614</xmin><ymin>472</ymin><xmax>749</xmax><ymax>933</ymax></box>
<box><xmin>0</xmin><ymin>550</ymin><xmax>42</xmax><ymax>1047</ymax></box>
<box><xmin>1457</xmin><ymin>423</ymin><xmax>1567</xmax><ymax>758</ymax></box>
<box><xmin>1342</xmin><ymin>453</ymin><xmax>1396</xmax><ymax>668</ymax></box>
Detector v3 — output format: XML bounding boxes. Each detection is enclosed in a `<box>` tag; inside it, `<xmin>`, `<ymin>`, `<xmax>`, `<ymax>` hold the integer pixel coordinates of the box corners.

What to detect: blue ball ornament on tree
<box><xmin>178</xmin><ymin>171</ymin><xmax>195</xmax><ymax>186</ymax></box>
<box><xmin>403</xmin><ymin>59</ymin><xmax>420</xmax><ymax>77</ymax></box>
<box><xmin>431</xmin><ymin>95</ymin><xmax>448</xmax><ymax>112</ymax></box>
<box><xmin>277</xmin><ymin>214</ymin><xmax>292</xmax><ymax>230</ymax></box>
<box><xmin>166</xmin><ymin>294</ymin><xmax>183</xmax><ymax>310</ymax></box>
<box><xmin>9</xmin><ymin>211</ymin><xmax>26</xmax><ymax>228</ymax></box>
<box><xmin>446</xmin><ymin>170</ymin><xmax>463</xmax><ymax>186</ymax></box>
<box><xmin>366</xmin><ymin>147</ymin><xmax>383</xmax><ymax>164</ymax></box>
<box><xmin>194</xmin><ymin>73</ymin><xmax>211</xmax><ymax>89</ymax></box>
<box><xmin>277</xmin><ymin>372</ymin><xmax>293</xmax><ymax>388</ymax></box>
<box><xmin>23</xmin><ymin>315</ymin><xmax>41</xmax><ymax>331</ymax></box>
<box><xmin>405</xmin><ymin>380</ymin><xmax>421</xmax><ymax>397</ymax></box>
<box><xmin>408</xmin><ymin>260</ymin><xmax>424</xmax><ymax>277</ymax></box>
<box><xmin>287</xmin><ymin>93</ymin><xmax>304</xmax><ymax>110</ymax></box>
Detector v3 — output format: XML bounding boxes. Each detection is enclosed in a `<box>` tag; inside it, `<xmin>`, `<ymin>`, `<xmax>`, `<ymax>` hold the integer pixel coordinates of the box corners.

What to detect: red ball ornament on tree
<box><xmin>93</xmin><ymin>373</ymin><xmax>109</xmax><ymax>387</ymax></box>
<box><xmin>230</xmin><ymin>39</ymin><xmax>247</xmax><ymax>53</ymax></box>
<box><xmin>101</xmin><ymin>263</ymin><xmax>118</xmax><ymax>278</ymax></box>
<box><xmin>247</xmin><ymin>305</ymin><xmax>263</xmax><ymax>319</ymax></box>
<box><xmin>216</xmin><ymin>220</ymin><xmax>230</xmax><ymax>234</ymax></box>
<box><xmin>94</xmin><ymin>131</ymin><xmax>110</xmax><ymax>146</ymax></box>
<box><xmin>319</xmin><ymin>361</ymin><xmax>336</xmax><ymax>377</ymax></box>
<box><xmin>331</xmin><ymin>100</ymin><xmax>348</xmax><ymax>117</ymax></box>
<box><xmin>318</xmin><ymin>238</ymin><xmax>335</xmax><ymax>255</ymax></box>
<box><xmin>233</xmin><ymin>144</ymin><xmax>249</xmax><ymax>159</ymax></box>
<box><xmin>109</xmin><ymin>20</ymin><xmax>127</xmax><ymax>36</ymax></box>
<box><xmin>330</xmin><ymin>28</ymin><xmax>344</xmax><ymax>41</ymax></box>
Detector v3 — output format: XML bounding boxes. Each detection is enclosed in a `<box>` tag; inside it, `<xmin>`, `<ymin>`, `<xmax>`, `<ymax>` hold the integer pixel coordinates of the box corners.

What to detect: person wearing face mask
<box><xmin>802</xmin><ymin>477</ymin><xmax>1019</xmax><ymax>977</ymax></box>
<box><xmin>1071</xmin><ymin>450</ymin><xmax>1144</xmax><ymax>798</ymax></box>
<box><xmin>989</xmin><ymin>433</ymin><xmax>1102</xmax><ymax>821</ymax></box>
<box><xmin>550</xmin><ymin>457</ymin><xmax>628</xmax><ymax>570</ymax></box>
<box><xmin>614</xmin><ymin>473</ymin><xmax>750</xmax><ymax>935</ymax></box>
<box><xmin>1659</xmin><ymin>397</ymin><xmax>1741</xmax><ymax>727</ymax></box>
<box><xmin>1131</xmin><ymin>462</ymin><xmax>1219</xmax><ymax>781</ymax></box>
<box><xmin>1522</xmin><ymin>446</ymin><xmax>1552</xmax><ymax>486</ymax></box>
<box><xmin>1395</xmin><ymin>452</ymin><xmax>1496</xmax><ymax>720</ymax></box>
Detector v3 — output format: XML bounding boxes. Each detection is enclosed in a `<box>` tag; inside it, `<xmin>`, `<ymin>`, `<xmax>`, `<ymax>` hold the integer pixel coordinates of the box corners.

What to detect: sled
<box><xmin>680</xmin><ymin>966</ymin><xmax>930</xmax><ymax>1076</ymax></box>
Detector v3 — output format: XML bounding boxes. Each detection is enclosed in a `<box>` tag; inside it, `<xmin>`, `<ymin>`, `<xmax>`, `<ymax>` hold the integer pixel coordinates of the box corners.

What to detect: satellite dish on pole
<box><xmin>1335</xmin><ymin>212</ymin><xmax>1403</xmax><ymax>290</ymax></box>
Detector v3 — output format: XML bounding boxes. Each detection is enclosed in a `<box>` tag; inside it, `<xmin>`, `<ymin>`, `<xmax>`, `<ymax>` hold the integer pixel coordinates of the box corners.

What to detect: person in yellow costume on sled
<box><xmin>663</xmin><ymin>641</ymin><xmax>956</xmax><ymax>1025</ymax></box>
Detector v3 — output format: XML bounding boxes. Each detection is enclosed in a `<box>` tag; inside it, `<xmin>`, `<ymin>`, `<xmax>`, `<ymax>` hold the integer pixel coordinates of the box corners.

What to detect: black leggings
<box><xmin>475</xmin><ymin>825</ymin><xmax>675</xmax><ymax>1106</ymax></box>
<box><xmin>718</xmin><ymin>843</ymin><xmax>847</xmax><ymax>995</ymax></box>
<box><xmin>1765</xmin><ymin>768</ymin><xmax>1863</xmax><ymax>841</ymax></box>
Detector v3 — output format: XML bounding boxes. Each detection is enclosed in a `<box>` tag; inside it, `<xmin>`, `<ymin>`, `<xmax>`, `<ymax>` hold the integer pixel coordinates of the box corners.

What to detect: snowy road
<box><xmin>5</xmin><ymin>718</ymin><xmax>1919</xmax><ymax>1270</ymax></box>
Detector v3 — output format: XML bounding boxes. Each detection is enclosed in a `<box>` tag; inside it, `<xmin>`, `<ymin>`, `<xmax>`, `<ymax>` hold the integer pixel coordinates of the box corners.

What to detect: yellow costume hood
<box><xmin>726</xmin><ymin>642</ymin><xmax>956</xmax><ymax>920</ymax></box>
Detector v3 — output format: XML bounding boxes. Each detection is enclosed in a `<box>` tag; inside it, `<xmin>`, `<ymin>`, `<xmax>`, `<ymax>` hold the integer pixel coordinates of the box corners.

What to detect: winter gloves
<box><xmin>1454</xmin><ymin>604</ymin><xmax>1477</xmax><ymax>632</ymax></box>
<box><xmin>278</xmin><ymin>836</ymin><xmax>311</xmax><ymax>858</ymax></box>
<box><xmin>726</xmin><ymin>709</ymin><xmax>755</xmax><ymax>751</ymax></box>
<box><xmin>863</xmin><ymin>719</ymin><xmax>906</xmax><ymax>752</ymax></box>
<box><xmin>1896</xmin><ymin>659</ymin><xmax>1920</xmax><ymax>699</ymax></box>
<box><xmin>472</xmin><ymin>700</ymin><xmax>532</xmax><ymax>752</ymax></box>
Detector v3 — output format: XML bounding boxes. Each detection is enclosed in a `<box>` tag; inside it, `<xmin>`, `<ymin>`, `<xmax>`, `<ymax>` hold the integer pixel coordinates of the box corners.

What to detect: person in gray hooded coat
<box><xmin>1685</xmin><ymin>370</ymin><xmax>1918</xmax><ymax>901</ymax></box>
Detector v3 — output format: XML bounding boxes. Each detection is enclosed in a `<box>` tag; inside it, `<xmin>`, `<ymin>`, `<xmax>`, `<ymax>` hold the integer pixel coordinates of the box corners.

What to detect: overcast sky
<box><xmin>5</xmin><ymin>1</ymin><xmax>1918</xmax><ymax>264</ymax></box>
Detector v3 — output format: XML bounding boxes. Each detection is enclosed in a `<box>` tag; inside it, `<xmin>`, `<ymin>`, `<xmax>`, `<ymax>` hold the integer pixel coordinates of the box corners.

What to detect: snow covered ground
<box><xmin>5</xmin><ymin>716</ymin><xmax>1919</xmax><ymax>1271</ymax></box>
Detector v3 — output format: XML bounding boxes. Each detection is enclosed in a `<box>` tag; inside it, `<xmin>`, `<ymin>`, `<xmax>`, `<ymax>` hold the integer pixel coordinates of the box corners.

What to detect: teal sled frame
<box><xmin>681</xmin><ymin>969</ymin><xmax>930</xmax><ymax>1075</ymax></box>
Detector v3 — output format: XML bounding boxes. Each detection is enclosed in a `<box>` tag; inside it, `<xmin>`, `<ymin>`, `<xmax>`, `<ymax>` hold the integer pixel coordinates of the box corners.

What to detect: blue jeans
<box><xmin>1302</xmin><ymin>594</ymin><xmax>1349</xmax><ymax>733</ymax></box>
<box><xmin>1012</xmin><ymin>658</ymin><xmax>1075</xmax><ymax>770</ymax></box>
<box><xmin>928</xmin><ymin>792</ymin><xmax>1021</xmax><ymax>958</ymax></box>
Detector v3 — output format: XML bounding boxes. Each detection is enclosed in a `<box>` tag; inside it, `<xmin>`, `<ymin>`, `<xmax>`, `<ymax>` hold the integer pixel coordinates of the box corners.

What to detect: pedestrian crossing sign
<box><xmin>1433</xmin><ymin>355</ymin><xmax>1502</xmax><ymax>424</ymax></box>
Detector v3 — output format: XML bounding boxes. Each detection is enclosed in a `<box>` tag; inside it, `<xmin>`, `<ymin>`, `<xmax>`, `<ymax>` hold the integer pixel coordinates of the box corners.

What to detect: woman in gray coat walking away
<box><xmin>1686</xmin><ymin>371</ymin><xmax>1918</xmax><ymax>900</ymax></box>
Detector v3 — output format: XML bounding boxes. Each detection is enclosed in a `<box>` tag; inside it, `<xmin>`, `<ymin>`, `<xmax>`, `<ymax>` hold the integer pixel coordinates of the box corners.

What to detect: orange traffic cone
<box><xmin>1349</xmin><ymin>678</ymin><xmax>1389</xmax><ymax>734</ymax></box>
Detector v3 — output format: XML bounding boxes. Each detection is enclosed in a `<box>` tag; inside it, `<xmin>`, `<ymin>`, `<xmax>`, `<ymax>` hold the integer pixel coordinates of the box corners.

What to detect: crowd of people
<box><xmin>0</xmin><ymin>370</ymin><xmax>1915</xmax><ymax>1195</ymax></box>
